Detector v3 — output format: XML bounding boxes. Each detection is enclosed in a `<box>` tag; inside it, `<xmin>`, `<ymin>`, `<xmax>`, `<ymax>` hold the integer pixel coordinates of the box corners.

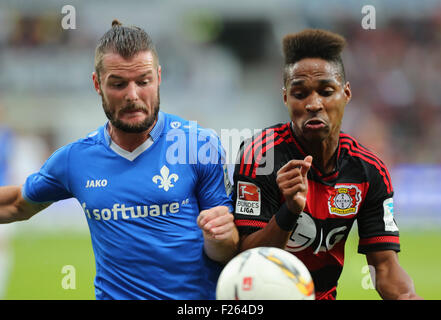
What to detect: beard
<box><xmin>102</xmin><ymin>88</ymin><xmax>160</xmax><ymax>133</ymax></box>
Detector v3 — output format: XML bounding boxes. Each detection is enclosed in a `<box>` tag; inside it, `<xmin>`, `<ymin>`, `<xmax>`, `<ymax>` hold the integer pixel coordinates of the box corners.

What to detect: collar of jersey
<box><xmin>290</xmin><ymin>121</ymin><xmax>341</xmax><ymax>183</ymax></box>
<box><xmin>103</xmin><ymin>111</ymin><xmax>165</xmax><ymax>161</ymax></box>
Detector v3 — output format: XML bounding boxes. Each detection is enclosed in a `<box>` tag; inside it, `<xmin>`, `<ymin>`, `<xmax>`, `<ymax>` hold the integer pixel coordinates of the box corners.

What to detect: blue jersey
<box><xmin>23</xmin><ymin>111</ymin><xmax>233</xmax><ymax>300</ymax></box>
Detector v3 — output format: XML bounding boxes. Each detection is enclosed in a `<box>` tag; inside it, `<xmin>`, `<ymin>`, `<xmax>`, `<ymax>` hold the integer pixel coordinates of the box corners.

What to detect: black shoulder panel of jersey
<box><xmin>237</xmin><ymin>122</ymin><xmax>295</xmax><ymax>179</ymax></box>
<box><xmin>233</xmin><ymin>122</ymin><xmax>297</xmax><ymax>235</ymax></box>
<box><xmin>339</xmin><ymin>132</ymin><xmax>393</xmax><ymax>195</ymax></box>
<box><xmin>338</xmin><ymin>133</ymin><xmax>400</xmax><ymax>254</ymax></box>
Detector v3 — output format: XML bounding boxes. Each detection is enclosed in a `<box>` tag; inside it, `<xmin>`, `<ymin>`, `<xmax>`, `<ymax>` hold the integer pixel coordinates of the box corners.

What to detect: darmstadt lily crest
<box><xmin>152</xmin><ymin>165</ymin><xmax>179</xmax><ymax>191</ymax></box>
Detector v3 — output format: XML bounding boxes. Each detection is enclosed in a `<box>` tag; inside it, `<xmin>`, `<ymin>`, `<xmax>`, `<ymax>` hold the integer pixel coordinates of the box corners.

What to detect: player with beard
<box><xmin>0</xmin><ymin>20</ymin><xmax>238</xmax><ymax>300</ymax></box>
<box><xmin>233</xmin><ymin>29</ymin><xmax>421</xmax><ymax>300</ymax></box>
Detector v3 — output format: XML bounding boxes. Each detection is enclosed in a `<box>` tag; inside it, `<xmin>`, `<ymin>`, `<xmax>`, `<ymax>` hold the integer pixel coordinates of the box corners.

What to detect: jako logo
<box><xmin>86</xmin><ymin>179</ymin><xmax>108</xmax><ymax>188</ymax></box>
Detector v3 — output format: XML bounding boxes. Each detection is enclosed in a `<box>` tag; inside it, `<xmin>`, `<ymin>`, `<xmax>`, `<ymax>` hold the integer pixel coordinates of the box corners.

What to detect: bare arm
<box><xmin>0</xmin><ymin>185</ymin><xmax>51</xmax><ymax>223</ymax></box>
<box><xmin>239</xmin><ymin>156</ymin><xmax>312</xmax><ymax>252</ymax></box>
<box><xmin>198</xmin><ymin>206</ymin><xmax>239</xmax><ymax>264</ymax></box>
<box><xmin>239</xmin><ymin>215</ymin><xmax>291</xmax><ymax>252</ymax></box>
<box><xmin>366</xmin><ymin>250</ymin><xmax>422</xmax><ymax>300</ymax></box>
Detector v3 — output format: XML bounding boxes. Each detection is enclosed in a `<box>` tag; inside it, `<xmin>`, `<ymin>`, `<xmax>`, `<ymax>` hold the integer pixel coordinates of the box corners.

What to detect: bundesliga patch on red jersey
<box><xmin>328</xmin><ymin>185</ymin><xmax>362</xmax><ymax>217</ymax></box>
<box><xmin>235</xmin><ymin>181</ymin><xmax>261</xmax><ymax>216</ymax></box>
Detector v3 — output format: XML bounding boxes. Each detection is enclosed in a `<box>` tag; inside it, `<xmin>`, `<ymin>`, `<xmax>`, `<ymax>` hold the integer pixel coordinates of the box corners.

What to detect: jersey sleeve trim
<box><xmin>235</xmin><ymin>219</ymin><xmax>267</xmax><ymax>236</ymax></box>
<box><xmin>235</xmin><ymin>219</ymin><xmax>268</xmax><ymax>229</ymax></box>
<box><xmin>359</xmin><ymin>235</ymin><xmax>399</xmax><ymax>246</ymax></box>
<box><xmin>358</xmin><ymin>235</ymin><xmax>400</xmax><ymax>254</ymax></box>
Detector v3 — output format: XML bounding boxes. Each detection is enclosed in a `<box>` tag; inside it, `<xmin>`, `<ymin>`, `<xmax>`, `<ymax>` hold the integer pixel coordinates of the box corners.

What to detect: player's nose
<box><xmin>124</xmin><ymin>82</ymin><xmax>139</xmax><ymax>102</ymax></box>
<box><xmin>304</xmin><ymin>93</ymin><xmax>323</xmax><ymax>112</ymax></box>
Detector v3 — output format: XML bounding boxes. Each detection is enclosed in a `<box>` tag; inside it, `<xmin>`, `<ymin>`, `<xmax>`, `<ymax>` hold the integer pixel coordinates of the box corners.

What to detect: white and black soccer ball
<box><xmin>216</xmin><ymin>247</ymin><xmax>315</xmax><ymax>300</ymax></box>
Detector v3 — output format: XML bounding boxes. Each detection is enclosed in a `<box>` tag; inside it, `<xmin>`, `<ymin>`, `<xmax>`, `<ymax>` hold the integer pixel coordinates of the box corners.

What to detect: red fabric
<box><xmin>315</xmin><ymin>287</ymin><xmax>337</xmax><ymax>300</ymax></box>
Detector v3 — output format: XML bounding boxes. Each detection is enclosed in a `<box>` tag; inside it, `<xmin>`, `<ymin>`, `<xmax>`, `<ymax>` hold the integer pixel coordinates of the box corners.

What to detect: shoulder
<box><xmin>339</xmin><ymin>132</ymin><xmax>388</xmax><ymax>171</ymax></box>
<box><xmin>47</xmin><ymin>125</ymin><xmax>107</xmax><ymax>162</ymax></box>
<box><xmin>239</xmin><ymin>122</ymin><xmax>292</xmax><ymax>160</ymax></box>
<box><xmin>236</xmin><ymin>122</ymin><xmax>292</xmax><ymax>179</ymax></box>
<box><xmin>245</xmin><ymin>122</ymin><xmax>292</xmax><ymax>145</ymax></box>
<box><xmin>239</xmin><ymin>122</ymin><xmax>292</xmax><ymax>156</ymax></box>
<box><xmin>162</xmin><ymin>112</ymin><xmax>217</xmax><ymax>135</ymax></box>
<box><xmin>69</xmin><ymin>125</ymin><xmax>108</xmax><ymax>150</ymax></box>
<box><xmin>162</xmin><ymin>112</ymin><xmax>221</xmax><ymax>145</ymax></box>
<box><xmin>161</xmin><ymin>112</ymin><xmax>224</xmax><ymax>164</ymax></box>
<box><xmin>75</xmin><ymin>125</ymin><xmax>107</xmax><ymax>146</ymax></box>
<box><xmin>339</xmin><ymin>132</ymin><xmax>393</xmax><ymax>194</ymax></box>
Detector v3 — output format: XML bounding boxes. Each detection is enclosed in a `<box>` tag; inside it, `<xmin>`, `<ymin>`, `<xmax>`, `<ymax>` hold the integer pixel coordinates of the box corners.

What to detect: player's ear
<box><xmin>157</xmin><ymin>65</ymin><xmax>162</xmax><ymax>85</ymax></box>
<box><xmin>282</xmin><ymin>86</ymin><xmax>288</xmax><ymax>106</ymax></box>
<box><xmin>343</xmin><ymin>81</ymin><xmax>352</xmax><ymax>104</ymax></box>
<box><xmin>92</xmin><ymin>72</ymin><xmax>101</xmax><ymax>95</ymax></box>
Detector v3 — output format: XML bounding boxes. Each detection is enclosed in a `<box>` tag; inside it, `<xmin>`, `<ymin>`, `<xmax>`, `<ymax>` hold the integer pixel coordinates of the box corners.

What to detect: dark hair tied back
<box><xmin>112</xmin><ymin>19</ymin><xmax>122</xmax><ymax>27</ymax></box>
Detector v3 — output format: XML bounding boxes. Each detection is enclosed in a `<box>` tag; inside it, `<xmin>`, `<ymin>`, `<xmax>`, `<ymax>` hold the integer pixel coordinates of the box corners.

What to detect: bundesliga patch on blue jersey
<box><xmin>23</xmin><ymin>111</ymin><xmax>233</xmax><ymax>300</ymax></box>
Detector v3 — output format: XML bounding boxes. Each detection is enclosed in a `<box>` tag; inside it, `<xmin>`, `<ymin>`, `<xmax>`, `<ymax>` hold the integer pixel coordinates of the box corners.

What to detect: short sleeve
<box><xmin>195</xmin><ymin>130</ymin><xmax>233</xmax><ymax>212</ymax></box>
<box><xmin>232</xmin><ymin>140</ymin><xmax>280</xmax><ymax>235</ymax></box>
<box><xmin>23</xmin><ymin>145</ymin><xmax>73</xmax><ymax>203</ymax></box>
<box><xmin>357</xmin><ymin>163</ymin><xmax>400</xmax><ymax>254</ymax></box>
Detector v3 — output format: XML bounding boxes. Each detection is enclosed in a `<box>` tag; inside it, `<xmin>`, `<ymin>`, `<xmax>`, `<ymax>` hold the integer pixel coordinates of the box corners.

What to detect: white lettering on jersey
<box><xmin>285</xmin><ymin>212</ymin><xmax>316</xmax><ymax>252</ymax></box>
<box><xmin>285</xmin><ymin>212</ymin><xmax>348</xmax><ymax>253</ymax></box>
<box><xmin>86</xmin><ymin>179</ymin><xmax>108</xmax><ymax>188</ymax></box>
<box><xmin>82</xmin><ymin>200</ymin><xmax>185</xmax><ymax>221</ymax></box>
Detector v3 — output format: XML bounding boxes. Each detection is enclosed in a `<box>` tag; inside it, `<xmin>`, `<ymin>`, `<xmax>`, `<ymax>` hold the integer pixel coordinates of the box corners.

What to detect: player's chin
<box><xmin>301</xmin><ymin>127</ymin><xmax>330</xmax><ymax>142</ymax></box>
<box><xmin>113</xmin><ymin>118</ymin><xmax>152</xmax><ymax>133</ymax></box>
<box><xmin>119</xmin><ymin>111</ymin><xmax>148</xmax><ymax>123</ymax></box>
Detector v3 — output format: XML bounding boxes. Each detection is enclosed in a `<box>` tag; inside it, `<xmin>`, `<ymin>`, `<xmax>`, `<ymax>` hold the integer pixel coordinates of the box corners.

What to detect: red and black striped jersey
<box><xmin>233</xmin><ymin>122</ymin><xmax>400</xmax><ymax>300</ymax></box>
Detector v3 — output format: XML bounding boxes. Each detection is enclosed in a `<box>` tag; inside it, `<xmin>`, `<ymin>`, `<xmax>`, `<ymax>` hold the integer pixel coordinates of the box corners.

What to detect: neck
<box><xmin>107</xmin><ymin>121</ymin><xmax>156</xmax><ymax>152</ymax></box>
<box><xmin>296</xmin><ymin>132</ymin><xmax>340</xmax><ymax>175</ymax></box>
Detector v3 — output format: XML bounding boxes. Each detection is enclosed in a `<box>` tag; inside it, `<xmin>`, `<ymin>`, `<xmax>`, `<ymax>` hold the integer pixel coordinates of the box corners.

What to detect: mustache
<box><xmin>119</xmin><ymin>103</ymin><xmax>148</xmax><ymax>114</ymax></box>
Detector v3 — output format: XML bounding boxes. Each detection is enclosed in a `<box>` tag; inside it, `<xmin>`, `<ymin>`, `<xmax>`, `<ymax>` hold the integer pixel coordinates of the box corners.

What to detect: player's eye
<box><xmin>110</xmin><ymin>82</ymin><xmax>126</xmax><ymax>88</ymax></box>
<box><xmin>320</xmin><ymin>89</ymin><xmax>334</xmax><ymax>97</ymax></box>
<box><xmin>137</xmin><ymin>80</ymin><xmax>150</xmax><ymax>86</ymax></box>
<box><xmin>291</xmin><ymin>91</ymin><xmax>307</xmax><ymax>100</ymax></box>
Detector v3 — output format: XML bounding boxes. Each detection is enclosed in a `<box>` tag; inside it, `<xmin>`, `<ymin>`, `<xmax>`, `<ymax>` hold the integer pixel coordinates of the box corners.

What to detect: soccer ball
<box><xmin>216</xmin><ymin>247</ymin><xmax>315</xmax><ymax>300</ymax></box>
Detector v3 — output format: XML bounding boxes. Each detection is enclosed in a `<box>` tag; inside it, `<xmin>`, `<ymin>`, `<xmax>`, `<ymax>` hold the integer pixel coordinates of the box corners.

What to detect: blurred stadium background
<box><xmin>0</xmin><ymin>0</ymin><xmax>440</xmax><ymax>299</ymax></box>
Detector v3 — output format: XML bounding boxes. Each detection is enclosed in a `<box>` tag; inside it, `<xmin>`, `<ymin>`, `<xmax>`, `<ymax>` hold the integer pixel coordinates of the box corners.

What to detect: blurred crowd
<box><xmin>337</xmin><ymin>14</ymin><xmax>441</xmax><ymax>166</ymax></box>
<box><xmin>0</xmin><ymin>1</ymin><xmax>439</xmax><ymax>299</ymax></box>
<box><xmin>0</xmin><ymin>2</ymin><xmax>440</xmax><ymax>169</ymax></box>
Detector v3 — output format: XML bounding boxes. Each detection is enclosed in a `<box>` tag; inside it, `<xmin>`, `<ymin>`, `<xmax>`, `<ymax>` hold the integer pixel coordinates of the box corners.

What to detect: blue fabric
<box><xmin>23</xmin><ymin>111</ymin><xmax>233</xmax><ymax>299</ymax></box>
